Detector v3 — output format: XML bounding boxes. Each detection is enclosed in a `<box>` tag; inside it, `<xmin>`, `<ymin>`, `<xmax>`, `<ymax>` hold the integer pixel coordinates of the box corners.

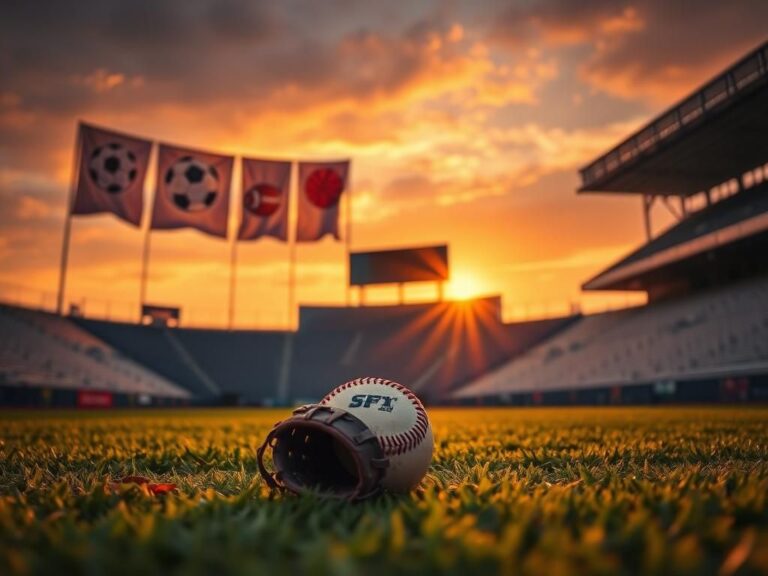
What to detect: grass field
<box><xmin>1</xmin><ymin>407</ymin><xmax>767</xmax><ymax>576</ymax></box>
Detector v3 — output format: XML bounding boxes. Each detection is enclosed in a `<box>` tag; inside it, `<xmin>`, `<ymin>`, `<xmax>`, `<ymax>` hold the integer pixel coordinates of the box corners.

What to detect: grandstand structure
<box><xmin>1</xmin><ymin>41</ymin><xmax>767</xmax><ymax>407</ymax></box>
<box><xmin>75</xmin><ymin>297</ymin><xmax>572</xmax><ymax>405</ymax></box>
<box><xmin>453</xmin><ymin>40</ymin><xmax>768</xmax><ymax>404</ymax></box>
<box><xmin>454</xmin><ymin>276</ymin><xmax>768</xmax><ymax>403</ymax></box>
<box><xmin>0</xmin><ymin>304</ymin><xmax>190</xmax><ymax>406</ymax></box>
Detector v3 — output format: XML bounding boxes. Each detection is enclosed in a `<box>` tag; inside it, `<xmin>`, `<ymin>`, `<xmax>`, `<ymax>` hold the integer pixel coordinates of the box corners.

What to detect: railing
<box><xmin>0</xmin><ymin>281</ymin><xmax>290</xmax><ymax>331</ymax></box>
<box><xmin>580</xmin><ymin>41</ymin><xmax>768</xmax><ymax>190</ymax></box>
<box><xmin>0</xmin><ymin>280</ymin><xmax>648</xmax><ymax>330</ymax></box>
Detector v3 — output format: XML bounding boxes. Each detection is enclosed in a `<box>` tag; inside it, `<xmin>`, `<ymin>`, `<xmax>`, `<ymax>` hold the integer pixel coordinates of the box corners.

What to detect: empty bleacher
<box><xmin>595</xmin><ymin>180</ymin><xmax>768</xmax><ymax>281</ymax></box>
<box><xmin>0</xmin><ymin>305</ymin><xmax>189</xmax><ymax>401</ymax></box>
<box><xmin>453</xmin><ymin>276</ymin><xmax>768</xmax><ymax>401</ymax></box>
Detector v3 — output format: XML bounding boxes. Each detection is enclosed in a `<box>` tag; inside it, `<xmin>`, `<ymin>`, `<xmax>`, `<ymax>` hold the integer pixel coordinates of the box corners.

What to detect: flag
<box><xmin>72</xmin><ymin>123</ymin><xmax>152</xmax><ymax>227</ymax></box>
<box><xmin>151</xmin><ymin>144</ymin><xmax>234</xmax><ymax>238</ymax></box>
<box><xmin>238</xmin><ymin>158</ymin><xmax>292</xmax><ymax>241</ymax></box>
<box><xmin>296</xmin><ymin>160</ymin><xmax>350</xmax><ymax>242</ymax></box>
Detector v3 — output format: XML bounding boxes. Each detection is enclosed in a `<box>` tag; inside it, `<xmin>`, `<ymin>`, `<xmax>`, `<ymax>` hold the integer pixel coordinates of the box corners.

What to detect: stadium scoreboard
<box><xmin>349</xmin><ymin>245</ymin><xmax>449</xmax><ymax>286</ymax></box>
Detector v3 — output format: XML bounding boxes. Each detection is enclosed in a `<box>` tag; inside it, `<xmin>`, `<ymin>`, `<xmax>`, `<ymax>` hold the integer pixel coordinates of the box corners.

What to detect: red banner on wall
<box><xmin>77</xmin><ymin>390</ymin><xmax>114</xmax><ymax>408</ymax></box>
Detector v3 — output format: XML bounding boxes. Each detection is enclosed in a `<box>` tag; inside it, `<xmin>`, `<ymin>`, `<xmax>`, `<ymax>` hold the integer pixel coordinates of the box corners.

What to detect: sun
<box><xmin>447</xmin><ymin>273</ymin><xmax>484</xmax><ymax>301</ymax></box>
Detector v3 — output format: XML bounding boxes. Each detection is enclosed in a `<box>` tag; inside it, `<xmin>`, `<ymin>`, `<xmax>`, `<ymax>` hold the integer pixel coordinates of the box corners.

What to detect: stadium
<box><xmin>1</xmin><ymin>6</ymin><xmax>768</xmax><ymax>575</ymax></box>
<box><xmin>2</xmin><ymin>41</ymin><xmax>767</xmax><ymax>408</ymax></box>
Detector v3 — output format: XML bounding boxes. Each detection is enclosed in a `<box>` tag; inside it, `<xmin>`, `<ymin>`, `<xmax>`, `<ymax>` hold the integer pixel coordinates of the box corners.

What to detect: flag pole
<box><xmin>139</xmin><ymin>226</ymin><xmax>151</xmax><ymax>317</ymax></box>
<box><xmin>288</xmin><ymin>232</ymin><xmax>297</xmax><ymax>329</ymax></box>
<box><xmin>227</xmin><ymin>234</ymin><xmax>238</xmax><ymax>330</ymax></box>
<box><xmin>287</xmin><ymin>162</ymin><xmax>297</xmax><ymax>329</ymax></box>
<box><xmin>345</xmin><ymin>164</ymin><xmax>352</xmax><ymax>306</ymax></box>
<box><xmin>138</xmin><ymin>144</ymin><xmax>158</xmax><ymax>321</ymax></box>
<box><xmin>227</xmin><ymin>160</ymin><xmax>241</xmax><ymax>330</ymax></box>
<box><xmin>56</xmin><ymin>124</ymin><xmax>82</xmax><ymax>315</ymax></box>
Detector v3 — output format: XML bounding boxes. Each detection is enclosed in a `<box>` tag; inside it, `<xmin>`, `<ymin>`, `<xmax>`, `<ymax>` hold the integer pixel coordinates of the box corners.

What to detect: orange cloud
<box><xmin>599</xmin><ymin>7</ymin><xmax>645</xmax><ymax>35</ymax></box>
<box><xmin>76</xmin><ymin>69</ymin><xmax>125</xmax><ymax>92</ymax></box>
<box><xmin>15</xmin><ymin>196</ymin><xmax>50</xmax><ymax>220</ymax></box>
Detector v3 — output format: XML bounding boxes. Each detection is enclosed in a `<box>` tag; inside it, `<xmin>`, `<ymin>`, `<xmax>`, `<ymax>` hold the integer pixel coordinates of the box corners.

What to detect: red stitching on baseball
<box><xmin>319</xmin><ymin>377</ymin><xmax>428</xmax><ymax>456</ymax></box>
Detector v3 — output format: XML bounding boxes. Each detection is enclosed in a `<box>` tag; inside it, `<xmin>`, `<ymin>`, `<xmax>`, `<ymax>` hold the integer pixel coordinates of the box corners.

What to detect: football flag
<box><xmin>151</xmin><ymin>144</ymin><xmax>234</xmax><ymax>238</ymax></box>
<box><xmin>295</xmin><ymin>160</ymin><xmax>350</xmax><ymax>242</ymax></box>
<box><xmin>72</xmin><ymin>123</ymin><xmax>152</xmax><ymax>227</ymax></box>
<box><xmin>238</xmin><ymin>158</ymin><xmax>292</xmax><ymax>241</ymax></box>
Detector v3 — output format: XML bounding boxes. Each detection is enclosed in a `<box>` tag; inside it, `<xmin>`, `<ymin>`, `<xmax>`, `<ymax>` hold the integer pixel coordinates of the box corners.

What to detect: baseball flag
<box><xmin>238</xmin><ymin>158</ymin><xmax>292</xmax><ymax>241</ymax></box>
<box><xmin>72</xmin><ymin>123</ymin><xmax>152</xmax><ymax>227</ymax></box>
<box><xmin>151</xmin><ymin>144</ymin><xmax>234</xmax><ymax>238</ymax></box>
<box><xmin>296</xmin><ymin>160</ymin><xmax>350</xmax><ymax>242</ymax></box>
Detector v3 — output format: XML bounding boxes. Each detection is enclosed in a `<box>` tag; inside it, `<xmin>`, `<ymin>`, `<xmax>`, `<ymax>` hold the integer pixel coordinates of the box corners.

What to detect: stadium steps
<box><xmin>75</xmin><ymin>318</ymin><xmax>219</xmax><ymax>399</ymax></box>
<box><xmin>162</xmin><ymin>329</ymin><xmax>221</xmax><ymax>397</ymax></box>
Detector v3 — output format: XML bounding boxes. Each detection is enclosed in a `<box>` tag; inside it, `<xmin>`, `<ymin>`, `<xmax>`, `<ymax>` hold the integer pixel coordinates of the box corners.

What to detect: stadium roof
<box><xmin>578</xmin><ymin>41</ymin><xmax>768</xmax><ymax>196</ymax></box>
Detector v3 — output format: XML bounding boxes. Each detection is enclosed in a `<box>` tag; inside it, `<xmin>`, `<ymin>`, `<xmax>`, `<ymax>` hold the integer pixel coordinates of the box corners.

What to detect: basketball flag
<box><xmin>238</xmin><ymin>158</ymin><xmax>292</xmax><ymax>241</ymax></box>
<box><xmin>71</xmin><ymin>123</ymin><xmax>152</xmax><ymax>227</ymax></box>
<box><xmin>295</xmin><ymin>160</ymin><xmax>350</xmax><ymax>242</ymax></box>
<box><xmin>151</xmin><ymin>144</ymin><xmax>234</xmax><ymax>238</ymax></box>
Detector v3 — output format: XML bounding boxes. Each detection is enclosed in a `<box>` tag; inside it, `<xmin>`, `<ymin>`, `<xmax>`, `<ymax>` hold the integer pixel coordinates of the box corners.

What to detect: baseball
<box><xmin>320</xmin><ymin>377</ymin><xmax>434</xmax><ymax>492</ymax></box>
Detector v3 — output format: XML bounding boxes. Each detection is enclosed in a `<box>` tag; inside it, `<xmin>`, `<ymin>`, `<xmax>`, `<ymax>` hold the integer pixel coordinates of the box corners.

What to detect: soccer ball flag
<box><xmin>151</xmin><ymin>144</ymin><xmax>234</xmax><ymax>238</ymax></box>
<box><xmin>238</xmin><ymin>158</ymin><xmax>292</xmax><ymax>242</ymax></box>
<box><xmin>71</xmin><ymin>123</ymin><xmax>152</xmax><ymax>227</ymax></box>
<box><xmin>296</xmin><ymin>160</ymin><xmax>350</xmax><ymax>242</ymax></box>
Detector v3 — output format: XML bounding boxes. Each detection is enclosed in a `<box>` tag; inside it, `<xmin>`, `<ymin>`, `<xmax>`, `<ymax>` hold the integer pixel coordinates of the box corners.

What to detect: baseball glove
<box><xmin>256</xmin><ymin>404</ymin><xmax>389</xmax><ymax>500</ymax></box>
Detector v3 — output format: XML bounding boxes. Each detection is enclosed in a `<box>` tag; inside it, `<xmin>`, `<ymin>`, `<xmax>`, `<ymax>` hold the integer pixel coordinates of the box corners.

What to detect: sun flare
<box><xmin>447</xmin><ymin>273</ymin><xmax>484</xmax><ymax>301</ymax></box>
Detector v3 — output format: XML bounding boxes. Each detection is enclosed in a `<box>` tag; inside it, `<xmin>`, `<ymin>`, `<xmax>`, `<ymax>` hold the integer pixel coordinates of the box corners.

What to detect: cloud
<box><xmin>0</xmin><ymin>3</ymin><xmax>492</xmax><ymax>119</ymax></box>
<box><xmin>15</xmin><ymin>195</ymin><xmax>50</xmax><ymax>220</ymax></box>
<box><xmin>579</xmin><ymin>2</ymin><xmax>768</xmax><ymax>103</ymax></box>
<box><xmin>70</xmin><ymin>69</ymin><xmax>145</xmax><ymax>93</ymax></box>
<box><xmin>0</xmin><ymin>5</ymin><xmax>560</xmax><ymax>187</ymax></box>
<box><xmin>489</xmin><ymin>0</ymin><xmax>768</xmax><ymax>103</ymax></box>
<box><xmin>338</xmin><ymin>115</ymin><xmax>642</xmax><ymax>227</ymax></box>
<box><xmin>490</xmin><ymin>1</ymin><xmax>644</xmax><ymax>47</ymax></box>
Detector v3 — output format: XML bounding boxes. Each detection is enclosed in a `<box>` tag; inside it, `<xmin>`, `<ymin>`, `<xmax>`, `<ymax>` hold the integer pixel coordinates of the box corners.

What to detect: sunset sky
<box><xmin>1</xmin><ymin>1</ymin><xmax>766</xmax><ymax>328</ymax></box>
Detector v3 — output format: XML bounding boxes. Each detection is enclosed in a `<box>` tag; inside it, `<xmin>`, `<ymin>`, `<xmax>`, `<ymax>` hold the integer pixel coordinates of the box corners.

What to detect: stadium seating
<box><xmin>598</xmin><ymin>180</ymin><xmax>768</xmax><ymax>277</ymax></box>
<box><xmin>0</xmin><ymin>305</ymin><xmax>189</xmax><ymax>400</ymax></box>
<box><xmin>453</xmin><ymin>276</ymin><xmax>768</xmax><ymax>400</ymax></box>
<box><xmin>4</xmin><ymin>275</ymin><xmax>766</xmax><ymax>405</ymax></box>
<box><xmin>75</xmin><ymin>318</ymin><xmax>225</xmax><ymax>399</ymax></box>
<box><xmin>74</xmin><ymin>299</ymin><xmax>573</xmax><ymax>404</ymax></box>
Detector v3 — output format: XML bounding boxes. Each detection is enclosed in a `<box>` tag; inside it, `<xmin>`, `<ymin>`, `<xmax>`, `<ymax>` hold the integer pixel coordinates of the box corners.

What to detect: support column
<box><xmin>662</xmin><ymin>196</ymin><xmax>682</xmax><ymax>221</ymax></box>
<box><xmin>642</xmin><ymin>194</ymin><xmax>654</xmax><ymax>241</ymax></box>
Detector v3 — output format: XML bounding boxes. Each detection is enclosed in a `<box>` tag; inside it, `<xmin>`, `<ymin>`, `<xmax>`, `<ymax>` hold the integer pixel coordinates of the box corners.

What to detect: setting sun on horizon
<box><xmin>446</xmin><ymin>272</ymin><xmax>485</xmax><ymax>301</ymax></box>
